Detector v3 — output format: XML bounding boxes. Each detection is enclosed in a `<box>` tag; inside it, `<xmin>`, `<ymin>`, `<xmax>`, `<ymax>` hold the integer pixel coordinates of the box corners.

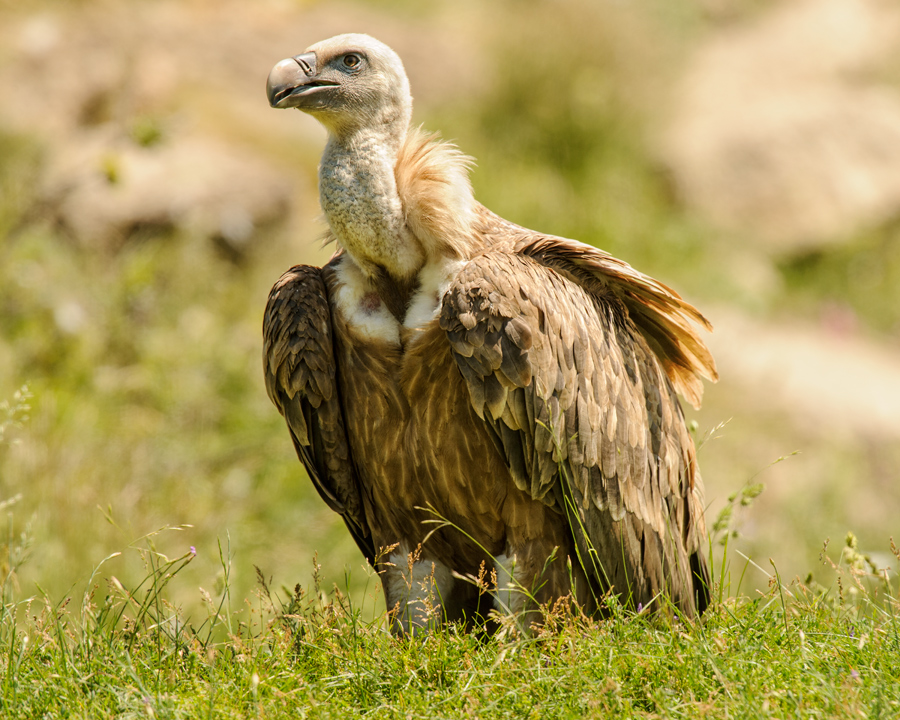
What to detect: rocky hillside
<box><xmin>1</xmin><ymin>0</ymin><xmax>898</xmax><ymax>606</ymax></box>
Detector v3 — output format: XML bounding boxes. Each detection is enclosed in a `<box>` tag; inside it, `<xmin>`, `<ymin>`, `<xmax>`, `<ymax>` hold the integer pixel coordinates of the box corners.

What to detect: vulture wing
<box><xmin>263</xmin><ymin>265</ymin><xmax>375</xmax><ymax>563</ymax></box>
<box><xmin>440</xmin><ymin>234</ymin><xmax>711</xmax><ymax>614</ymax></box>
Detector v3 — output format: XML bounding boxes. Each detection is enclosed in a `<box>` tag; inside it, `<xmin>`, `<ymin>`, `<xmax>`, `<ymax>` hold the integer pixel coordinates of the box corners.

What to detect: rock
<box><xmin>662</xmin><ymin>0</ymin><xmax>900</xmax><ymax>253</ymax></box>
<box><xmin>41</xmin><ymin>128</ymin><xmax>294</xmax><ymax>252</ymax></box>
<box><xmin>706</xmin><ymin>306</ymin><xmax>900</xmax><ymax>440</ymax></box>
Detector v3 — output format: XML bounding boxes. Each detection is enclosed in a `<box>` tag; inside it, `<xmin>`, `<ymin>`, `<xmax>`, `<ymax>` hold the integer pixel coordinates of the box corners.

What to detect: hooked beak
<box><xmin>266</xmin><ymin>52</ymin><xmax>337</xmax><ymax>108</ymax></box>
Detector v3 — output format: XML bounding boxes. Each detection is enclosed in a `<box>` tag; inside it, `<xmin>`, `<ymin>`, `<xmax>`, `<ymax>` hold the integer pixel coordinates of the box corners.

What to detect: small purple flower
<box><xmin>636</xmin><ymin>602</ymin><xmax>643</xmax><ymax>613</ymax></box>
<box><xmin>190</xmin><ymin>546</ymin><xmax>196</xmax><ymax>555</ymax></box>
<box><xmin>849</xmin><ymin>627</ymin><xmax>854</xmax><ymax>638</ymax></box>
<box><xmin>850</xmin><ymin>669</ymin><xmax>859</xmax><ymax>680</ymax></box>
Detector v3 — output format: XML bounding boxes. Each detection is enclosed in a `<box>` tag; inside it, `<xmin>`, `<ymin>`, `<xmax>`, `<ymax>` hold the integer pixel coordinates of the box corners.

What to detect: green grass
<box><xmin>2</xmin><ymin>522</ymin><xmax>898</xmax><ymax>719</ymax></box>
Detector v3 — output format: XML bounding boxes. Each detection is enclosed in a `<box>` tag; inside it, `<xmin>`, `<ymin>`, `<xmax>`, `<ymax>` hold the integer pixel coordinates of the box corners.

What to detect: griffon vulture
<box><xmin>263</xmin><ymin>34</ymin><xmax>717</xmax><ymax>633</ymax></box>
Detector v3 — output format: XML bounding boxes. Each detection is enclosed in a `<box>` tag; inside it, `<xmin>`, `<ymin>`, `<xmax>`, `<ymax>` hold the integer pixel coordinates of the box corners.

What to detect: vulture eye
<box><xmin>342</xmin><ymin>53</ymin><xmax>362</xmax><ymax>69</ymax></box>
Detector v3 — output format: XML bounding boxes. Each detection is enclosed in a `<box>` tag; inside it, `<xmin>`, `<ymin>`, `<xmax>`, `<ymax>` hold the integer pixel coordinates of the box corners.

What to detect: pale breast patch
<box><xmin>333</xmin><ymin>258</ymin><xmax>401</xmax><ymax>344</ymax></box>
<box><xmin>403</xmin><ymin>258</ymin><xmax>465</xmax><ymax>330</ymax></box>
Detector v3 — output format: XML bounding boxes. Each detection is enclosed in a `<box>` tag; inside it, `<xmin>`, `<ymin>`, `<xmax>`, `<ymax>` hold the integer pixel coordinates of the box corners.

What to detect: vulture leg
<box><xmin>381</xmin><ymin>544</ymin><xmax>489</xmax><ymax>634</ymax></box>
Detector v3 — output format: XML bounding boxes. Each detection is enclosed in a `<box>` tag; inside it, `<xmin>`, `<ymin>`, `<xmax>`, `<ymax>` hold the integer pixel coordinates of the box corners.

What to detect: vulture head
<box><xmin>266</xmin><ymin>33</ymin><xmax>412</xmax><ymax>139</ymax></box>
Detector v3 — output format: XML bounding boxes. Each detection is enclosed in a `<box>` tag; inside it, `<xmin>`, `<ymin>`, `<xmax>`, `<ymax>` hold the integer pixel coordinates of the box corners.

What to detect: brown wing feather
<box><xmin>440</xmin><ymin>248</ymin><xmax>709</xmax><ymax>616</ymax></box>
<box><xmin>263</xmin><ymin>265</ymin><xmax>374</xmax><ymax>563</ymax></box>
<box><xmin>475</xmin><ymin>205</ymin><xmax>718</xmax><ymax>410</ymax></box>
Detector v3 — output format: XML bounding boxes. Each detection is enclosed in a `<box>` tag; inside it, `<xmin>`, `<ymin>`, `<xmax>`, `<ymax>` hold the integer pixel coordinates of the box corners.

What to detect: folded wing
<box><xmin>439</xmin><ymin>238</ymin><xmax>711</xmax><ymax>615</ymax></box>
<box><xmin>263</xmin><ymin>265</ymin><xmax>374</xmax><ymax>563</ymax></box>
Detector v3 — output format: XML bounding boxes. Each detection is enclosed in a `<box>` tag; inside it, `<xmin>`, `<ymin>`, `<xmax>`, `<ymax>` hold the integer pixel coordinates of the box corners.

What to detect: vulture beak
<box><xmin>266</xmin><ymin>52</ymin><xmax>337</xmax><ymax>108</ymax></box>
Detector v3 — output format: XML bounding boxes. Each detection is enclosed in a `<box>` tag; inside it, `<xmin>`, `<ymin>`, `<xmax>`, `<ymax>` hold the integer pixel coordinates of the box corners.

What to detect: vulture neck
<box><xmin>320</xmin><ymin>125</ymin><xmax>425</xmax><ymax>291</ymax></box>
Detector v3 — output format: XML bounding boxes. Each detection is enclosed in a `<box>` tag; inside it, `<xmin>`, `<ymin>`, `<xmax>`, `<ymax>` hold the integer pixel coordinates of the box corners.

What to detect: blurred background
<box><xmin>2</xmin><ymin>0</ymin><xmax>899</xmax><ymax>615</ymax></box>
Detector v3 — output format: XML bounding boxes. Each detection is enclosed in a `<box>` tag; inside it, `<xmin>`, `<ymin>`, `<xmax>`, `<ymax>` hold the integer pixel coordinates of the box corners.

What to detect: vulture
<box><xmin>263</xmin><ymin>34</ymin><xmax>717</xmax><ymax>633</ymax></box>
